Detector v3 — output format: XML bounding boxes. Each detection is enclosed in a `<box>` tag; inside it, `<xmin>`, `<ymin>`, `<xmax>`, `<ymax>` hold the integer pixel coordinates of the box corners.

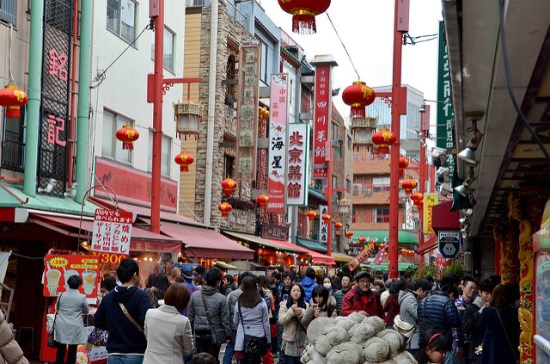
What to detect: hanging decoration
<box><xmin>372</xmin><ymin>128</ymin><xmax>396</xmax><ymax>154</ymax></box>
<box><xmin>258</xmin><ymin>107</ymin><xmax>270</xmax><ymax>120</ymax></box>
<box><xmin>221</xmin><ymin>178</ymin><xmax>238</xmax><ymax>196</ymax></box>
<box><xmin>256</xmin><ymin>193</ymin><xmax>270</xmax><ymax>208</ymax></box>
<box><xmin>410</xmin><ymin>192</ymin><xmax>423</xmax><ymax>204</ymax></box>
<box><xmin>0</xmin><ymin>84</ymin><xmax>28</xmax><ymax>118</ymax></box>
<box><xmin>342</xmin><ymin>81</ymin><xmax>376</xmax><ymax>118</ymax></box>
<box><xmin>277</xmin><ymin>0</ymin><xmax>331</xmax><ymax>35</ymax></box>
<box><xmin>399</xmin><ymin>156</ymin><xmax>409</xmax><ymax>176</ymax></box>
<box><xmin>321</xmin><ymin>213</ymin><xmax>331</xmax><ymax>223</ymax></box>
<box><xmin>358</xmin><ymin>236</ymin><xmax>366</xmax><ymax>245</ymax></box>
<box><xmin>334</xmin><ymin>221</ymin><xmax>343</xmax><ymax>232</ymax></box>
<box><xmin>400</xmin><ymin>178</ymin><xmax>417</xmax><ymax>194</ymax></box>
<box><xmin>174</xmin><ymin>151</ymin><xmax>194</xmax><ymax>172</ymax></box>
<box><xmin>306</xmin><ymin>210</ymin><xmax>317</xmax><ymax>221</ymax></box>
<box><xmin>174</xmin><ymin>102</ymin><xmax>201</xmax><ymax>140</ymax></box>
<box><xmin>115</xmin><ymin>125</ymin><xmax>139</xmax><ymax>151</ymax></box>
<box><xmin>218</xmin><ymin>202</ymin><xmax>233</xmax><ymax>217</ymax></box>
<box><xmin>345</xmin><ymin>230</ymin><xmax>353</xmax><ymax>239</ymax></box>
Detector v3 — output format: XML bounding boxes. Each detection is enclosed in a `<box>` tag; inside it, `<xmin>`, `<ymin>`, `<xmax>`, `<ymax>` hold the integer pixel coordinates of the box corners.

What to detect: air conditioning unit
<box><xmin>352</xmin><ymin>184</ymin><xmax>362</xmax><ymax>196</ymax></box>
<box><xmin>365</xmin><ymin>188</ymin><xmax>373</xmax><ymax>196</ymax></box>
<box><xmin>463</xmin><ymin>251</ymin><xmax>472</xmax><ymax>271</ymax></box>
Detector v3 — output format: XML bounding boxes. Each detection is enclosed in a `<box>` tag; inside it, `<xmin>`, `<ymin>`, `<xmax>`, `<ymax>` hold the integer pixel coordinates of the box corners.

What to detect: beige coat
<box><xmin>302</xmin><ymin>296</ymin><xmax>337</xmax><ymax>329</ymax></box>
<box><xmin>0</xmin><ymin>311</ymin><xmax>28</xmax><ymax>364</ymax></box>
<box><xmin>143</xmin><ymin>305</ymin><xmax>193</xmax><ymax>364</ymax></box>
<box><xmin>278</xmin><ymin>300</ymin><xmax>308</xmax><ymax>342</ymax></box>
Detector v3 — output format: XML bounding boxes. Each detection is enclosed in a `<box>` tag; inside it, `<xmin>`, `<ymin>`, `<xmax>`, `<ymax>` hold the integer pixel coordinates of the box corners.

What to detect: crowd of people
<box><xmin>50</xmin><ymin>259</ymin><xmax>521</xmax><ymax>364</ymax></box>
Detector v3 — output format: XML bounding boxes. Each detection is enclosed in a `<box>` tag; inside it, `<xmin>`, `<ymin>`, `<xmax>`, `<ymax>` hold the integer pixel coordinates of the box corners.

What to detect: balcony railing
<box><xmin>186</xmin><ymin>0</ymin><xmax>250</xmax><ymax>31</ymax></box>
<box><xmin>352</xmin><ymin>183</ymin><xmax>390</xmax><ymax>196</ymax></box>
<box><xmin>352</xmin><ymin>213</ymin><xmax>391</xmax><ymax>224</ymax></box>
<box><xmin>1</xmin><ymin>139</ymin><xmax>24</xmax><ymax>172</ymax></box>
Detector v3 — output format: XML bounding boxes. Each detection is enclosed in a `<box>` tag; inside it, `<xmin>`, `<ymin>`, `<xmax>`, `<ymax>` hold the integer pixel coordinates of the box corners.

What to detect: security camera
<box><xmin>38</xmin><ymin>179</ymin><xmax>57</xmax><ymax>193</ymax></box>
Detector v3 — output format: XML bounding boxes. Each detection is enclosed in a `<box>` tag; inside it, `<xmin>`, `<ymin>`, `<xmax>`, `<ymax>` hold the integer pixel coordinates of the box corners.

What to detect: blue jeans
<box><xmin>107</xmin><ymin>354</ymin><xmax>144</xmax><ymax>364</ymax></box>
<box><xmin>223</xmin><ymin>341</ymin><xmax>235</xmax><ymax>364</ymax></box>
<box><xmin>284</xmin><ymin>355</ymin><xmax>301</xmax><ymax>364</ymax></box>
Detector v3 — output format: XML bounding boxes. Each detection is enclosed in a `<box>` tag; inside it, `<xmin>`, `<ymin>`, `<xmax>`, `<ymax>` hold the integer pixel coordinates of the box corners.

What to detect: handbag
<box><xmin>238</xmin><ymin>303</ymin><xmax>269</xmax><ymax>356</ymax></box>
<box><xmin>87</xmin><ymin>327</ymin><xmax>109</xmax><ymax>346</ymax></box>
<box><xmin>47</xmin><ymin>293</ymin><xmax>63</xmax><ymax>348</ymax></box>
<box><xmin>200</xmin><ymin>293</ymin><xmax>219</xmax><ymax>345</ymax></box>
<box><xmin>495</xmin><ymin>308</ymin><xmax>520</xmax><ymax>364</ymax></box>
<box><xmin>393</xmin><ymin>314</ymin><xmax>415</xmax><ymax>343</ymax></box>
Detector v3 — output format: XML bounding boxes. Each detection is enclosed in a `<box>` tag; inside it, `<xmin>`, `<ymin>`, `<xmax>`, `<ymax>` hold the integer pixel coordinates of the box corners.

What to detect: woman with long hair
<box><xmin>278</xmin><ymin>283</ymin><xmax>308</xmax><ymax>364</ymax></box>
<box><xmin>477</xmin><ymin>284</ymin><xmax>520</xmax><ymax>364</ymax></box>
<box><xmin>144</xmin><ymin>283</ymin><xmax>193</xmax><ymax>363</ymax></box>
<box><xmin>415</xmin><ymin>330</ymin><xmax>448</xmax><ymax>364</ymax></box>
<box><xmin>233</xmin><ymin>276</ymin><xmax>271</xmax><ymax>364</ymax></box>
<box><xmin>302</xmin><ymin>284</ymin><xmax>336</xmax><ymax>329</ymax></box>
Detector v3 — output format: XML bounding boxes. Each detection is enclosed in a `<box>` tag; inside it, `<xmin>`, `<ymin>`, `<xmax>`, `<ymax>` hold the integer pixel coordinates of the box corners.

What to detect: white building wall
<box><xmin>90</xmin><ymin>0</ymin><xmax>185</xmax><ymax>181</ymax></box>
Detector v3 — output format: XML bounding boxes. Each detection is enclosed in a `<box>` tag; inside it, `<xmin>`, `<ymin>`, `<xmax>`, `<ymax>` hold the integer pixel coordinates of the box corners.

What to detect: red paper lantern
<box><xmin>306</xmin><ymin>210</ymin><xmax>317</xmax><ymax>221</ymax></box>
<box><xmin>334</xmin><ymin>221</ymin><xmax>343</xmax><ymax>232</ymax></box>
<box><xmin>115</xmin><ymin>125</ymin><xmax>139</xmax><ymax>150</ymax></box>
<box><xmin>284</xmin><ymin>255</ymin><xmax>294</xmax><ymax>266</ymax></box>
<box><xmin>221</xmin><ymin>178</ymin><xmax>238</xmax><ymax>196</ymax></box>
<box><xmin>321</xmin><ymin>214</ymin><xmax>331</xmax><ymax>223</ymax></box>
<box><xmin>0</xmin><ymin>84</ymin><xmax>28</xmax><ymax>119</ymax></box>
<box><xmin>371</xmin><ymin>128</ymin><xmax>396</xmax><ymax>154</ymax></box>
<box><xmin>410</xmin><ymin>192</ymin><xmax>423</xmax><ymax>203</ymax></box>
<box><xmin>342</xmin><ymin>81</ymin><xmax>376</xmax><ymax>118</ymax></box>
<box><xmin>345</xmin><ymin>231</ymin><xmax>353</xmax><ymax>239</ymax></box>
<box><xmin>174</xmin><ymin>151</ymin><xmax>194</xmax><ymax>172</ymax></box>
<box><xmin>400</xmin><ymin>179</ymin><xmax>417</xmax><ymax>194</ymax></box>
<box><xmin>278</xmin><ymin>0</ymin><xmax>331</xmax><ymax>34</ymax></box>
<box><xmin>256</xmin><ymin>193</ymin><xmax>269</xmax><ymax>208</ymax></box>
<box><xmin>358</xmin><ymin>236</ymin><xmax>366</xmax><ymax>244</ymax></box>
<box><xmin>218</xmin><ymin>202</ymin><xmax>233</xmax><ymax>217</ymax></box>
<box><xmin>399</xmin><ymin>156</ymin><xmax>409</xmax><ymax>175</ymax></box>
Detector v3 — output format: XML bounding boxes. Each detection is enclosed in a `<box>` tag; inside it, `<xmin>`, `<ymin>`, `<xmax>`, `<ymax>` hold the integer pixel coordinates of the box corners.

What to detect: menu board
<box><xmin>43</xmin><ymin>254</ymin><xmax>100</xmax><ymax>298</ymax></box>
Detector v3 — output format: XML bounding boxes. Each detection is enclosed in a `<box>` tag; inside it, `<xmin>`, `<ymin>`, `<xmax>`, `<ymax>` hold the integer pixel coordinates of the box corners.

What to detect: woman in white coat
<box><xmin>144</xmin><ymin>283</ymin><xmax>193</xmax><ymax>364</ymax></box>
<box><xmin>54</xmin><ymin>275</ymin><xmax>89</xmax><ymax>364</ymax></box>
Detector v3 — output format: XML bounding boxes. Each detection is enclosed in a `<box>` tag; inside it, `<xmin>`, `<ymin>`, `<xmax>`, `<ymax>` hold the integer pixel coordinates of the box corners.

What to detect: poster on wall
<box><xmin>43</xmin><ymin>254</ymin><xmax>100</xmax><ymax>298</ymax></box>
<box><xmin>91</xmin><ymin>209</ymin><xmax>133</xmax><ymax>255</ymax></box>
<box><xmin>287</xmin><ymin>123</ymin><xmax>309</xmax><ymax>206</ymax></box>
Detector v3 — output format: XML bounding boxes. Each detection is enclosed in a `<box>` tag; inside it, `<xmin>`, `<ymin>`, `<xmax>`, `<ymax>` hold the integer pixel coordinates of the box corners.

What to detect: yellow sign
<box><xmin>423</xmin><ymin>193</ymin><xmax>439</xmax><ymax>235</ymax></box>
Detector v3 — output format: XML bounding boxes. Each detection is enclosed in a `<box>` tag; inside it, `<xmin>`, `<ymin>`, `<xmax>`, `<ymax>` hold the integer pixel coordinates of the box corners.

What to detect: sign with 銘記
<box><xmin>287</xmin><ymin>123</ymin><xmax>309</xmax><ymax>206</ymax></box>
<box><xmin>438</xmin><ymin>230</ymin><xmax>461</xmax><ymax>259</ymax></box>
<box><xmin>313</xmin><ymin>65</ymin><xmax>333</xmax><ymax>178</ymax></box>
<box><xmin>267</xmin><ymin>74</ymin><xmax>289</xmax><ymax>213</ymax></box>
<box><xmin>91</xmin><ymin>209</ymin><xmax>133</xmax><ymax>255</ymax></box>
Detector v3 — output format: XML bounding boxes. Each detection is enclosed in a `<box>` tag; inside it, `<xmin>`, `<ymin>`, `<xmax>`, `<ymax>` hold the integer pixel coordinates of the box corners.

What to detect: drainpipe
<box><xmin>23</xmin><ymin>0</ymin><xmax>44</xmax><ymax>197</ymax></box>
<box><xmin>74</xmin><ymin>0</ymin><xmax>93</xmax><ymax>202</ymax></box>
<box><xmin>67</xmin><ymin>0</ymin><xmax>79</xmax><ymax>187</ymax></box>
<box><xmin>204</xmin><ymin>0</ymin><xmax>219</xmax><ymax>226</ymax></box>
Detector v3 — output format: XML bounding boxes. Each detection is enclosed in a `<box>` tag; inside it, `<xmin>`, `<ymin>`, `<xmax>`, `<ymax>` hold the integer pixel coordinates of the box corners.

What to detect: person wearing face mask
<box><xmin>302</xmin><ymin>285</ymin><xmax>336</xmax><ymax>329</ymax></box>
<box><xmin>321</xmin><ymin>276</ymin><xmax>333</xmax><ymax>296</ymax></box>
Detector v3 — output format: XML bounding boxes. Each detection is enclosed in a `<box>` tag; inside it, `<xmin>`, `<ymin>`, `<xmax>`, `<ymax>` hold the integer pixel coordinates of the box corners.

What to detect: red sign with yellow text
<box><xmin>43</xmin><ymin>254</ymin><xmax>100</xmax><ymax>298</ymax></box>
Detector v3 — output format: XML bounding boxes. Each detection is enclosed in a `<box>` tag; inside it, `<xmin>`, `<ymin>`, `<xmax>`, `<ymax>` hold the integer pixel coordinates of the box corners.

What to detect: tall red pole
<box><xmin>151</xmin><ymin>0</ymin><xmax>164</xmax><ymax>234</ymax></box>
<box><xmin>327</xmin><ymin>143</ymin><xmax>333</xmax><ymax>259</ymax></box>
<box><xmin>388</xmin><ymin>0</ymin><xmax>406</xmax><ymax>279</ymax></box>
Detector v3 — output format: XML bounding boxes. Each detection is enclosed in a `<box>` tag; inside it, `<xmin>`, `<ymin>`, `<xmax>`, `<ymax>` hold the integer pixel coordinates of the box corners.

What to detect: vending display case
<box><xmin>533</xmin><ymin>200</ymin><xmax>550</xmax><ymax>362</ymax></box>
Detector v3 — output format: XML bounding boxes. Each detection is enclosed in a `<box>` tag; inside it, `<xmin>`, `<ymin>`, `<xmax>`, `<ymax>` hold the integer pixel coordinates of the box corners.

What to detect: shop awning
<box><xmin>432</xmin><ymin>201</ymin><xmax>460</xmax><ymax>231</ymax></box>
<box><xmin>155</xmin><ymin>221</ymin><xmax>254</xmax><ymax>260</ymax></box>
<box><xmin>223</xmin><ymin>231</ymin><xmax>306</xmax><ymax>254</ymax></box>
<box><xmin>308</xmin><ymin>187</ymin><xmax>327</xmax><ymax>203</ymax></box>
<box><xmin>215</xmin><ymin>261</ymin><xmax>238</xmax><ymax>270</ymax></box>
<box><xmin>331</xmin><ymin>252</ymin><xmax>353</xmax><ymax>263</ymax></box>
<box><xmin>29</xmin><ymin>213</ymin><xmax>182</xmax><ymax>253</ymax></box>
<box><xmin>266</xmin><ymin>238</ymin><xmax>334</xmax><ymax>264</ymax></box>
<box><xmin>351</xmin><ymin>230</ymin><xmax>418</xmax><ymax>245</ymax></box>
<box><xmin>295</xmin><ymin>237</ymin><xmax>327</xmax><ymax>253</ymax></box>
<box><xmin>416</xmin><ymin>235</ymin><xmax>438</xmax><ymax>255</ymax></box>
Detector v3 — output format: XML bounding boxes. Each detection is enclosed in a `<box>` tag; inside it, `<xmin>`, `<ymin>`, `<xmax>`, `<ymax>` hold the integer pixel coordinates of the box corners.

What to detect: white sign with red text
<box><xmin>287</xmin><ymin>123</ymin><xmax>309</xmax><ymax>206</ymax></box>
<box><xmin>91</xmin><ymin>209</ymin><xmax>133</xmax><ymax>255</ymax></box>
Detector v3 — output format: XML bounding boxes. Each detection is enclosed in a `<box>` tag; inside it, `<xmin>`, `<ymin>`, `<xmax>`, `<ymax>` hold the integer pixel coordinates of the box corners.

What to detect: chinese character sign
<box><xmin>91</xmin><ymin>209</ymin><xmax>133</xmax><ymax>255</ymax></box>
<box><xmin>423</xmin><ymin>193</ymin><xmax>439</xmax><ymax>235</ymax></box>
<box><xmin>43</xmin><ymin>254</ymin><xmax>100</xmax><ymax>298</ymax></box>
<box><xmin>287</xmin><ymin>123</ymin><xmax>309</xmax><ymax>206</ymax></box>
<box><xmin>268</xmin><ymin>74</ymin><xmax>289</xmax><ymax>213</ymax></box>
<box><xmin>313</xmin><ymin>65</ymin><xmax>333</xmax><ymax>178</ymax></box>
<box><xmin>236</xmin><ymin>45</ymin><xmax>260</xmax><ymax>180</ymax></box>
<box><xmin>319</xmin><ymin>205</ymin><xmax>328</xmax><ymax>243</ymax></box>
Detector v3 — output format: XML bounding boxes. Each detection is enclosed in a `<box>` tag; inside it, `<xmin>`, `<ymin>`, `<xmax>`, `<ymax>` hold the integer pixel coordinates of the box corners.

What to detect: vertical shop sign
<box><xmin>423</xmin><ymin>193</ymin><xmax>439</xmax><ymax>235</ymax></box>
<box><xmin>236</xmin><ymin>45</ymin><xmax>260</xmax><ymax>180</ymax></box>
<box><xmin>91</xmin><ymin>209</ymin><xmax>133</xmax><ymax>255</ymax></box>
<box><xmin>405</xmin><ymin>200</ymin><xmax>415</xmax><ymax>230</ymax></box>
<box><xmin>267</xmin><ymin>74</ymin><xmax>289</xmax><ymax>213</ymax></box>
<box><xmin>313</xmin><ymin>65</ymin><xmax>332</xmax><ymax>178</ymax></box>
<box><xmin>319</xmin><ymin>205</ymin><xmax>328</xmax><ymax>243</ymax></box>
<box><xmin>287</xmin><ymin>123</ymin><xmax>309</xmax><ymax>206</ymax></box>
<box><xmin>436</xmin><ymin>21</ymin><xmax>456</xmax><ymax>181</ymax></box>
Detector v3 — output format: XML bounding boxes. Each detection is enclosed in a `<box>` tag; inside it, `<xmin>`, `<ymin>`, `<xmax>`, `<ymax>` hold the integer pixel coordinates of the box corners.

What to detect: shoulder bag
<box><xmin>47</xmin><ymin>293</ymin><xmax>63</xmax><ymax>348</ymax></box>
<box><xmin>238</xmin><ymin>303</ymin><xmax>269</xmax><ymax>357</ymax></box>
<box><xmin>200</xmin><ymin>293</ymin><xmax>220</xmax><ymax>345</ymax></box>
<box><xmin>495</xmin><ymin>308</ymin><xmax>520</xmax><ymax>364</ymax></box>
<box><xmin>118</xmin><ymin>302</ymin><xmax>144</xmax><ymax>333</ymax></box>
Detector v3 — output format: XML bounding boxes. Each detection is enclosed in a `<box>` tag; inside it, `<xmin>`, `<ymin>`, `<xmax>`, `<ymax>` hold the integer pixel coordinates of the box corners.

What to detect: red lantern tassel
<box><xmin>180</xmin><ymin>165</ymin><xmax>189</xmax><ymax>172</ymax></box>
<box><xmin>122</xmin><ymin>142</ymin><xmax>134</xmax><ymax>151</ymax></box>
<box><xmin>350</xmin><ymin>106</ymin><xmax>366</xmax><ymax>118</ymax></box>
<box><xmin>6</xmin><ymin>106</ymin><xmax>20</xmax><ymax>119</ymax></box>
<box><xmin>377</xmin><ymin>146</ymin><xmax>389</xmax><ymax>154</ymax></box>
<box><xmin>292</xmin><ymin>14</ymin><xmax>316</xmax><ymax>35</ymax></box>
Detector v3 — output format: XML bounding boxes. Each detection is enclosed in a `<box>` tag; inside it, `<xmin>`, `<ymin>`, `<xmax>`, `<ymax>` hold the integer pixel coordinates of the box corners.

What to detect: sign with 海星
<box><xmin>438</xmin><ymin>230</ymin><xmax>461</xmax><ymax>259</ymax></box>
<box><xmin>91</xmin><ymin>209</ymin><xmax>133</xmax><ymax>255</ymax></box>
<box><xmin>313</xmin><ymin>65</ymin><xmax>333</xmax><ymax>178</ymax></box>
<box><xmin>267</xmin><ymin>74</ymin><xmax>289</xmax><ymax>213</ymax></box>
<box><xmin>287</xmin><ymin>123</ymin><xmax>309</xmax><ymax>206</ymax></box>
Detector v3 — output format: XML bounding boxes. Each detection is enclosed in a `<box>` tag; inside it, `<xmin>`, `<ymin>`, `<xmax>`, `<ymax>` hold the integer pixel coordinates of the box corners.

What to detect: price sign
<box><xmin>91</xmin><ymin>209</ymin><xmax>133</xmax><ymax>255</ymax></box>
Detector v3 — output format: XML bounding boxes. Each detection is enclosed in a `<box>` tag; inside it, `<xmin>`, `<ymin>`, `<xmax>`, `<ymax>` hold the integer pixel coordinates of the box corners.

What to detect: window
<box><xmin>332</xmin><ymin>176</ymin><xmax>338</xmax><ymax>189</ymax></box>
<box><xmin>374</xmin><ymin>208</ymin><xmax>390</xmax><ymax>223</ymax></box>
<box><xmin>107</xmin><ymin>0</ymin><xmax>136</xmax><ymax>43</ymax></box>
<box><xmin>102</xmin><ymin>109</ymin><xmax>133</xmax><ymax>164</ymax></box>
<box><xmin>151</xmin><ymin>26</ymin><xmax>175</xmax><ymax>72</ymax></box>
<box><xmin>0</xmin><ymin>0</ymin><xmax>17</xmax><ymax>26</ymax></box>
<box><xmin>347</xmin><ymin>135</ymin><xmax>352</xmax><ymax>150</ymax></box>
<box><xmin>147</xmin><ymin>132</ymin><xmax>172</xmax><ymax>178</ymax></box>
<box><xmin>1</xmin><ymin>106</ymin><xmax>25</xmax><ymax>171</ymax></box>
<box><xmin>373</xmin><ymin>177</ymin><xmax>390</xmax><ymax>192</ymax></box>
<box><xmin>224</xmin><ymin>154</ymin><xmax>234</xmax><ymax>179</ymax></box>
<box><xmin>332</xmin><ymin>123</ymin><xmax>339</xmax><ymax>142</ymax></box>
<box><xmin>258</xmin><ymin>38</ymin><xmax>269</xmax><ymax>84</ymax></box>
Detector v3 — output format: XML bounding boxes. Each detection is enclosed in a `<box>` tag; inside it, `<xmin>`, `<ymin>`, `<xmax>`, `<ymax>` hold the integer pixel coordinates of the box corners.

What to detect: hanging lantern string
<box><xmin>7</xmin><ymin>24</ymin><xmax>15</xmax><ymax>84</ymax></box>
<box><xmin>325</xmin><ymin>12</ymin><xmax>361</xmax><ymax>81</ymax></box>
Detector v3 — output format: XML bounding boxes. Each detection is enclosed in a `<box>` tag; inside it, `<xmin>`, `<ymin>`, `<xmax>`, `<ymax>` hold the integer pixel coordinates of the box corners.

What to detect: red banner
<box><xmin>43</xmin><ymin>254</ymin><xmax>100</xmax><ymax>298</ymax></box>
<box><xmin>313</xmin><ymin>65</ymin><xmax>332</xmax><ymax>178</ymax></box>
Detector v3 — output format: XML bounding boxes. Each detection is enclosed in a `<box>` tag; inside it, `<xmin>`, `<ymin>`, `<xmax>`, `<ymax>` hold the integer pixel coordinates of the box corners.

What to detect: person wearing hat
<box><xmin>341</xmin><ymin>271</ymin><xmax>384</xmax><ymax>318</ymax></box>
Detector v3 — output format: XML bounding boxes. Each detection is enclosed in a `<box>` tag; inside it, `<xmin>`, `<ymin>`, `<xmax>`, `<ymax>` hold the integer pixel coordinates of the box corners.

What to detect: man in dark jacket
<box><xmin>94</xmin><ymin>258</ymin><xmax>151</xmax><ymax>363</ymax></box>
<box><xmin>417</xmin><ymin>280</ymin><xmax>464</xmax><ymax>362</ymax></box>
<box><xmin>341</xmin><ymin>271</ymin><xmax>384</xmax><ymax>318</ymax></box>
<box><xmin>188</xmin><ymin>267</ymin><xmax>230</xmax><ymax>361</ymax></box>
<box><xmin>334</xmin><ymin>273</ymin><xmax>352</xmax><ymax>315</ymax></box>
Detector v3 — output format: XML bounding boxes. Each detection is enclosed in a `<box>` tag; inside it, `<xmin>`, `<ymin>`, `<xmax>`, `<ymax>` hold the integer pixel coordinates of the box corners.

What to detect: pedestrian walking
<box><xmin>341</xmin><ymin>271</ymin><xmax>384</xmax><ymax>318</ymax></box>
<box><xmin>398</xmin><ymin>279</ymin><xmax>431</xmax><ymax>357</ymax></box>
<box><xmin>278</xmin><ymin>283</ymin><xmax>308</xmax><ymax>364</ymax></box>
<box><xmin>274</xmin><ymin>271</ymin><xmax>293</xmax><ymax>363</ymax></box>
<box><xmin>233</xmin><ymin>276</ymin><xmax>271</xmax><ymax>364</ymax></box>
<box><xmin>334</xmin><ymin>273</ymin><xmax>351</xmax><ymax>316</ymax></box>
<box><xmin>188</xmin><ymin>267</ymin><xmax>231</xmax><ymax>362</ymax></box>
<box><xmin>143</xmin><ymin>283</ymin><xmax>193</xmax><ymax>363</ymax></box>
<box><xmin>145</xmin><ymin>273</ymin><xmax>170</xmax><ymax>308</ymax></box>
<box><xmin>300</xmin><ymin>268</ymin><xmax>317</xmax><ymax>303</ymax></box>
<box><xmin>53</xmin><ymin>275</ymin><xmax>89</xmax><ymax>364</ymax></box>
<box><xmin>416</xmin><ymin>330</ymin><xmax>448</xmax><ymax>364</ymax></box>
<box><xmin>94</xmin><ymin>258</ymin><xmax>151</xmax><ymax>364</ymax></box>
<box><xmin>302</xmin><ymin>285</ymin><xmax>336</xmax><ymax>329</ymax></box>
<box><xmin>383</xmin><ymin>279</ymin><xmax>400</xmax><ymax>328</ymax></box>
<box><xmin>321</xmin><ymin>276</ymin><xmax>333</xmax><ymax>296</ymax></box>
<box><xmin>221</xmin><ymin>274</ymin><xmax>237</xmax><ymax>296</ymax></box>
